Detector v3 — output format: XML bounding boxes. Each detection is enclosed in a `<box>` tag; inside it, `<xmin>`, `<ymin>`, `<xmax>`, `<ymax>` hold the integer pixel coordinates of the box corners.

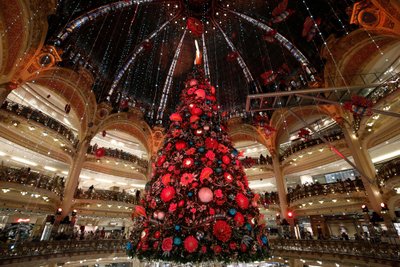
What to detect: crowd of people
<box><xmin>75</xmin><ymin>187</ymin><xmax>141</xmax><ymax>204</ymax></box>
<box><xmin>88</xmin><ymin>145</ymin><xmax>148</xmax><ymax>169</ymax></box>
<box><xmin>0</xmin><ymin>165</ymin><xmax>65</xmax><ymax>197</ymax></box>
<box><xmin>1</xmin><ymin>100</ymin><xmax>78</xmax><ymax>147</ymax></box>
<box><xmin>260</xmin><ymin>191</ymin><xmax>280</xmax><ymax>206</ymax></box>
<box><xmin>280</xmin><ymin>131</ymin><xmax>344</xmax><ymax>161</ymax></box>
<box><xmin>287</xmin><ymin>176</ymin><xmax>364</xmax><ymax>203</ymax></box>
<box><xmin>377</xmin><ymin>157</ymin><xmax>400</xmax><ymax>185</ymax></box>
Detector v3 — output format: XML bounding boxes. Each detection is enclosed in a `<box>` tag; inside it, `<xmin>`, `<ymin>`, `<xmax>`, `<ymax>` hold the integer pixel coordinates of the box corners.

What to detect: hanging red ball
<box><xmin>186</xmin><ymin>17</ymin><xmax>204</xmax><ymax>37</ymax></box>
<box><xmin>95</xmin><ymin>147</ymin><xmax>106</xmax><ymax>158</ymax></box>
<box><xmin>170</xmin><ymin>113</ymin><xmax>182</xmax><ymax>122</ymax></box>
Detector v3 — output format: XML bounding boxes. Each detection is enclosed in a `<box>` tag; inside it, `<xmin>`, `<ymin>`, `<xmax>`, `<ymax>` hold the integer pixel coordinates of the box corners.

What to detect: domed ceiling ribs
<box><xmin>212</xmin><ymin>17</ymin><xmax>261</xmax><ymax>94</ymax></box>
<box><xmin>108</xmin><ymin>12</ymin><xmax>182</xmax><ymax>97</ymax></box>
<box><xmin>201</xmin><ymin>34</ymin><xmax>210</xmax><ymax>79</ymax></box>
<box><xmin>156</xmin><ymin>29</ymin><xmax>188</xmax><ymax>121</ymax></box>
<box><xmin>227</xmin><ymin>9</ymin><xmax>314</xmax><ymax>77</ymax></box>
<box><xmin>54</xmin><ymin>0</ymin><xmax>155</xmax><ymax>45</ymax></box>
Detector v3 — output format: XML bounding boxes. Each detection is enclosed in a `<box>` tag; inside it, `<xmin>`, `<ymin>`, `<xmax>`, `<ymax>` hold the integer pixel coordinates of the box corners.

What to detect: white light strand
<box><xmin>202</xmin><ymin>33</ymin><xmax>211</xmax><ymax>79</ymax></box>
<box><xmin>156</xmin><ymin>29</ymin><xmax>187</xmax><ymax>121</ymax></box>
<box><xmin>214</xmin><ymin>20</ymin><xmax>260</xmax><ymax>93</ymax></box>
<box><xmin>108</xmin><ymin>16</ymin><xmax>178</xmax><ymax>97</ymax></box>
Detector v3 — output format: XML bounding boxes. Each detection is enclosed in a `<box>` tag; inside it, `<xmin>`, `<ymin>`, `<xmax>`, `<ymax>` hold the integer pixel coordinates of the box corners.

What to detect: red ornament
<box><xmin>224</xmin><ymin>172</ymin><xmax>233</xmax><ymax>183</ymax></box>
<box><xmin>190</xmin><ymin>107</ymin><xmax>203</xmax><ymax>116</ymax></box>
<box><xmin>240</xmin><ymin>243</ymin><xmax>247</xmax><ymax>252</ymax></box>
<box><xmin>222</xmin><ymin>155</ymin><xmax>231</xmax><ymax>164</ymax></box>
<box><xmin>170</xmin><ymin>113</ymin><xmax>182</xmax><ymax>122</ymax></box>
<box><xmin>95</xmin><ymin>147</ymin><xmax>106</xmax><ymax>158</ymax></box>
<box><xmin>234</xmin><ymin>212</ymin><xmax>245</xmax><ymax>226</ymax></box>
<box><xmin>200</xmin><ymin>167</ymin><xmax>213</xmax><ymax>182</ymax></box>
<box><xmin>213</xmin><ymin>220</ymin><xmax>232</xmax><ymax>242</ymax></box>
<box><xmin>175</xmin><ymin>140</ymin><xmax>187</xmax><ymax>151</ymax></box>
<box><xmin>205</xmin><ymin>150</ymin><xmax>215</xmax><ymax>161</ymax></box>
<box><xmin>157</xmin><ymin>155</ymin><xmax>166</xmax><ymax>166</ymax></box>
<box><xmin>205</xmin><ymin>138</ymin><xmax>219</xmax><ymax>150</ymax></box>
<box><xmin>162</xmin><ymin>173</ymin><xmax>171</xmax><ymax>185</ymax></box>
<box><xmin>162</xmin><ymin>237</ymin><xmax>173</xmax><ymax>252</ymax></box>
<box><xmin>182</xmin><ymin>158</ymin><xmax>194</xmax><ymax>168</ymax></box>
<box><xmin>180</xmin><ymin>173</ymin><xmax>194</xmax><ymax>186</ymax></box>
<box><xmin>194</xmin><ymin>129</ymin><xmax>203</xmax><ymax>136</ymax></box>
<box><xmin>235</xmin><ymin>193</ymin><xmax>249</xmax><ymax>209</ymax></box>
<box><xmin>214</xmin><ymin>189</ymin><xmax>223</xmax><ymax>198</ymax></box>
<box><xmin>186</xmin><ymin>17</ymin><xmax>204</xmax><ymax>36</ymax></box>
<box><xmin>213</xmin><ymin>245</ymin><xmax>222</xmax><ymax>254</ymax></box>
<box><xmin>142</xmin><ymin>39</ymin><xmax>153</xmax><ymax>51</ymax></box>
<box><xmin>160</xmin><ymin>186</ymin><xmax>175</xmax><ymax>202</ymax></box>
<box><xmin>190</xmin><ymin>115</ymin><xmax>200</xmax><ymax>123</ymax></box>
<box><xmin>194</xmin><ymin>89</ymin><xmax>206</xmax><ymax>99</ymax></box>
<box><xmin>184</xmin><ymin>236</ymin><xmax>198</xmax><ymax>253</ymax></box>
<box><xmin>168</xmin><ymin>203</ymin><xmax>177</xmax><ymax>212</ymax></box>
<box><xmin>154</xmin><ymin>231</ymin><xmax>161</xmax><ymax>239</ymax></box>
<box><xmin>120</xmin><ymin>99</ymin><xmax>129</xmax><ymax>109</ymax></box>
<box><xmin>226</xmin><ymin>51</ymin><xmax>239</xmax><ymax>62</ymax></box>
<box><xmin>132</xmin><ymin>205</ymin><xmax>146</xmax><ymax>219</ymax></box>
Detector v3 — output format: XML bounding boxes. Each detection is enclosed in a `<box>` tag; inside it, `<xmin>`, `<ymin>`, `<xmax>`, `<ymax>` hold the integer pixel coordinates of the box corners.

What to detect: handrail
<box><xmin>0</xmin><ymin>165</ymin><xmax>64</xmax><ymax>197</ymax></box>
<box><xmin>287</xmin><ymin>178</ymin><xmax>364</xmax><ymax>203</ymax></box>
<box><xmin>0</xmin><ymin>239</ymin><xmax>126</xmax><ymax>263</ymax></box>
<box><xmin>377</xmin><ymin>157</ymin><xmax>400</xmax><ymax>187</ymax></box>
<box><xmin>1</xmin><ymin>100</ymin><xmax>79</xmax><ymax>147</ymax></box>
<box><xmin>280</xmin><ymin>131</ymin><xmax>344</xmax><ymax>161</ymax></box>
<box><xmin>269</xmin><ymin>239</ymin><xmax>400</xmax><ymax>262</ymax></box>
<box><xmin>75</xmin><ymin>188</ymin><xmax>137</xmax><ymax>204</ymax></box>
<box><xmin>87</xmin><ymin>145</ymin><xmax>149</xmax><ymax>170</ymax></box>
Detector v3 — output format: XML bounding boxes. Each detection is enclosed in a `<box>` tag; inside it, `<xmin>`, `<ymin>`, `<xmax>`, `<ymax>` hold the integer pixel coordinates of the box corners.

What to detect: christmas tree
<box><xmin>127</xmin><ymin>65</ymin><xmax>269</xmax><ymax>263</ymax></box>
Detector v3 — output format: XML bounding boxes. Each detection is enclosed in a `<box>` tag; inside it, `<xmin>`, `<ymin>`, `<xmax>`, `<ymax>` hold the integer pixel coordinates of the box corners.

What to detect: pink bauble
<box><xmin>189</xmin><ymin>79</ymin><xmax>198</xmax><ymax>87</ymax></box>
<box><xmin>198</xmin><ymin>187</ymin><xmax>213</xmax><ymax>203</ymax></box>
<box><xmin>157</xmin><ymin>211</ymin><xmax>165</xmax><ymax>220</ymax></box>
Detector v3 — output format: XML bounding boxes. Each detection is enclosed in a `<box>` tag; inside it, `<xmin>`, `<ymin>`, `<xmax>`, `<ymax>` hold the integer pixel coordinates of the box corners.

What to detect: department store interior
<box><xmin>0</xmin><ymin>0</ymin><xmax>400</xmax><ymax>266</ymax></box>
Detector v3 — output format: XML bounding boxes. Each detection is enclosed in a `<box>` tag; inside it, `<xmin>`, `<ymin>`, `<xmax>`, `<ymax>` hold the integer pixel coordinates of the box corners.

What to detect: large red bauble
<box><xmin>184</xmin><ymin>236</ymin><xmax>198</xmax><ymax>253</ymax></box>
<box><xmin>175</xmin><ymin>140</ymin><xmax>187</xmax><ymax>151</ymax></box>
<box><xmin>222</xmin><ymin>155</ymin><xmax>231</xmax><ymax>164</ymax></box>
<box><xmin>213</xmin><ymin>220</ymin><xmax>232</xmax><ymax>242</ymax></box>
<box><xmin>194</xmin><ymin>89</ymin><xmax>205</xmax><ymax>99</ymax></box>
<box><xmin>235</xmin><ymin>193</ymin><xmax>249</xmax><ymax>209</ymax></box>
<box><xmin>190</xmin><ymin>107</ymin><xmax>203</xmax><ymax>116</ymax></box>
<box><xmin>186</xmin><ymin>17</ymin><xmax>203</xmax><ymax>37</ymax></box>
<box><xmin>198</xmin><ymin>187</ymin><xmax>213</xmax><ymax>203</ymax></box>
<box><xmin>190</xmin><ymin>115</ymin><xmax>200</xmax><ymax>123</ymax></box>
<box><xmin>95</xmin><ymin>148</ymin><xmax>106</xmax><ymax>158</ymax></box>
<box><xmin>161</xmin><ymin>186</ymin><xmax>175</xmax><ymax>202</ymax></box>
<box><xmin>170</xmin><ymin>113</ymin><xmax>182</xmax><ymax>122</ymax></box>
<box><xmin>200</xmin><ymin>167</ymin><xmax>213</xmax><ymax>182</ymax></box>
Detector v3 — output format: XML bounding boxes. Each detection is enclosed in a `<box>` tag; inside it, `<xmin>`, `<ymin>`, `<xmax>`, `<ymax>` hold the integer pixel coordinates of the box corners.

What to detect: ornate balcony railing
<box><xmin>269</xmin><ymin>239</ymin><xmax>400</xmax><ymax>263</ymax></box>
<box><xmin>75</xmin><ymin>188</ymin><xmax>137</xmax><ymax>204</ymax></box>
<box><xmin>0</xmin><ymin>239</ymin><xmax>126</xmax><ymax>264</ymax></box>
<box><xmin>87</xmin><ymin>145</ymin><xmax>149</xmax><ymax>170</ymax></box>
<box><xmin>377</xmin><ymin>157</ymin><xmax>400</xmax><ymax>187</ymax></box>
<box><xmin>0</xmin><ymin>166</ymin><xmax>65</xmax><ymax>197</ymax></box>
<box><xmin>366</xmin><ymin>73</ymin><xmax>400</xmax><ymax>104</ymax></box>
<box><xmin>287</xmin><ymin>178</ymin><xmax>364</xmax><ymax>203</ymax></box>
<box><xmin>261</xmin><ymin>191</ymin><xmax>280</xmax><ymax>206</ymax></box>
<box><xmin>280</xmin><ymin>131</ymin><xmax>345</xmax><ymax>161</ymax></box>
<box><xmin>1</xmin><ymin>100</ymin><xmax>78</xmax><ymax>147</ymax></box>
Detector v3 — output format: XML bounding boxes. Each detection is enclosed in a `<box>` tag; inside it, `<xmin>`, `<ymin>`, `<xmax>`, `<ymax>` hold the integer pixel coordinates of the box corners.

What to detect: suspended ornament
<box><xmin>170</xmin><ymin>113</ymin><xmax>182</xmax><ymax>122</ymax></box>
<box><xmin>142</xmin><ymin>39</ymin><xmax>153</xmax><ymax>51</ymax></box>
<box><xmin>187</xmin><ymin>17</ymin><xmax>204</xmax><ymax>37</ymax></box>
<box><xmin>6</xmin><ymin>82</ymin><xmax>18</xmax><ymax>90</ymax></box>
<box><xmin>270</xmin><ymin>9</ymin><xmax>294</xmax><ymax>24</ymax></box>
<box><xmin>64</xmin><ymin>104</ymin><xmax>71</xmax><ymax>114</ymax></box>
<box><xmin>263</xmin><ymin>125</ymin><xmax>276</xmax><ymax>137</ymax></box>
<box><xmin>226</xmin><ymin>51</ymin><xmax>239</xmax><ymax>62</ymax></box>
<box><xmin>260</xmin><ymin>70</ymin><xmax>278</xmax><ymax>86</ymax></box>
<box><xmin>298</xmin><ymin>128</ymin><xmax>310</xmax><ymax>140</ymax></box>
<box><xmin>343</xmin><ymin>95</ymin><xmax>373</xmax><ymax>117</ymax></box>
<box><xmin>132</xmin><ymin>206</ymin><xmax>147</xmax><ymax>219</ymax></box>
<box><xmin>263</xmin><ymin>30</ymin><xmax>277</xmax><ymax>43</ymax></box>
<box><xmin>95</xmin><ymin>147</ymin><xmax>106</xmax><ymax>158</ymax></box>
<box><xmin>120</xmin><ymin>99</ymin><xmax>129</xmax><ymax>110</ymax></box>
<box><xmin>272</xmin><ymin>0</ymin><xmax>288</xmax><ymax>17</ymax></box>
<box><xmin>302</xmin><ymin>17</ymin><xmax>322</xmax><ymax>42</ymax></box>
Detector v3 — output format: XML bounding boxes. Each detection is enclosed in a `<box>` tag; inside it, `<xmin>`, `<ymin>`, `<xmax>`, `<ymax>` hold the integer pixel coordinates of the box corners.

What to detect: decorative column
<box><xmin>271</xmin><ymin>153</ymin><xmax>288</xmax><ymax>219</ymax></box>
<box><xmin>341</xmin><ymin>126</ymin><xmax>383</xmax><ymax>212</ymax></box>
<box><xmin>60</xmin><ymin>138</ymin><xmax>91</xmax><ymax>217</ymax></box>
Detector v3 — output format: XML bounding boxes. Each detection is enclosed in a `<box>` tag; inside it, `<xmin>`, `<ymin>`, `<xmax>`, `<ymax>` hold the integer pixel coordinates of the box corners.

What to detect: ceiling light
<box><xmin>107</xmin><ymin>204</ymin><xmax>112</xmax><ymax>208</ymax></box>
<box><xmin>61</xmin><ymin>171</ymin><xmax>69</xmax><ymax>175</ymax></box>
<box><xmin>319</xmin><ymin>200</ymin><xmax>324</xmax><ymax>204</ymax></box>
<box><xmin>97</xmin><ymin>204</ymin><xmax>102</xmax><ymax>207</ymax></box>
<box><xmin>11</xmin><ymin>156</ymin><xmax>38</xmax><ymax>166</ymax></box>
<box><xmin>332</xmin><ymin>199</ymin><xmax>337</xmax><ymax>203</ymax></box>
<box><xmin>125</xmin><ymin>207</ymin><xmax>129</xmax><ymax>209</ymax></box>
<box><xmin>44</xmin><ymin>166</ymin><xmax>57</xmax><ymax>172</ymax></box>
<box><xmin>28</xmin><ymin>126</ymin><xmax>35</xmax><ymax>131</ymax></box>
<box><xmin>95</xmin><ymin>178</ymin><xmax>112</xmax><ymax>183</ymax></box>
<box><xmin>42</xmin><ymin>131</ymin><xmax>48</xmax><ymax>136</ymax></box>
<box><xmin>21</xmin><ymin>191</ymin><xmax>28</xmax><ymax>195</ymax></box>
<box><xmin>2</xmin><ymin>189</ymin><xmax>10</xmax><ymax>193</ymax></box>
<box><xmin>53</xmin><ymin>138</ymin><xmax>59</xmax><ymax>142</ymax></box>
<box><xmin>0</xmin><ymin>151</ymin><xmax>6</xmax><ymax>156</ymax></box>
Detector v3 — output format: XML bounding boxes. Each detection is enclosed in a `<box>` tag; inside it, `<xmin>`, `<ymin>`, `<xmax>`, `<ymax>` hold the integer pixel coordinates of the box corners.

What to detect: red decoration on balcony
<box><xmin>187</xmin><ymin>17</ymin><xmax>204</xmax><ymax>37</ymax></box>
<box><xmin>6</xmin><ymin>82</ymin><xmax>18</xmax><ymax>90</ymax></box>
<box><xmin>95</xmin><ymin>147</ymin><xmax>106</xmax><ymax>158</ymax></box>
<box><xmin>298</xmin><ymin>128</ymin><xmax>310</xmax><ymax>140</ymax></box>
<box><xmin>343</xmin><ymin>95</ymin><xmax>373</xmax><ymax>117</ymax></box>
<box><xmin>226</xmin><ymin>51</ymin><xmax>239</xmax><ymax>62</ymax></box>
